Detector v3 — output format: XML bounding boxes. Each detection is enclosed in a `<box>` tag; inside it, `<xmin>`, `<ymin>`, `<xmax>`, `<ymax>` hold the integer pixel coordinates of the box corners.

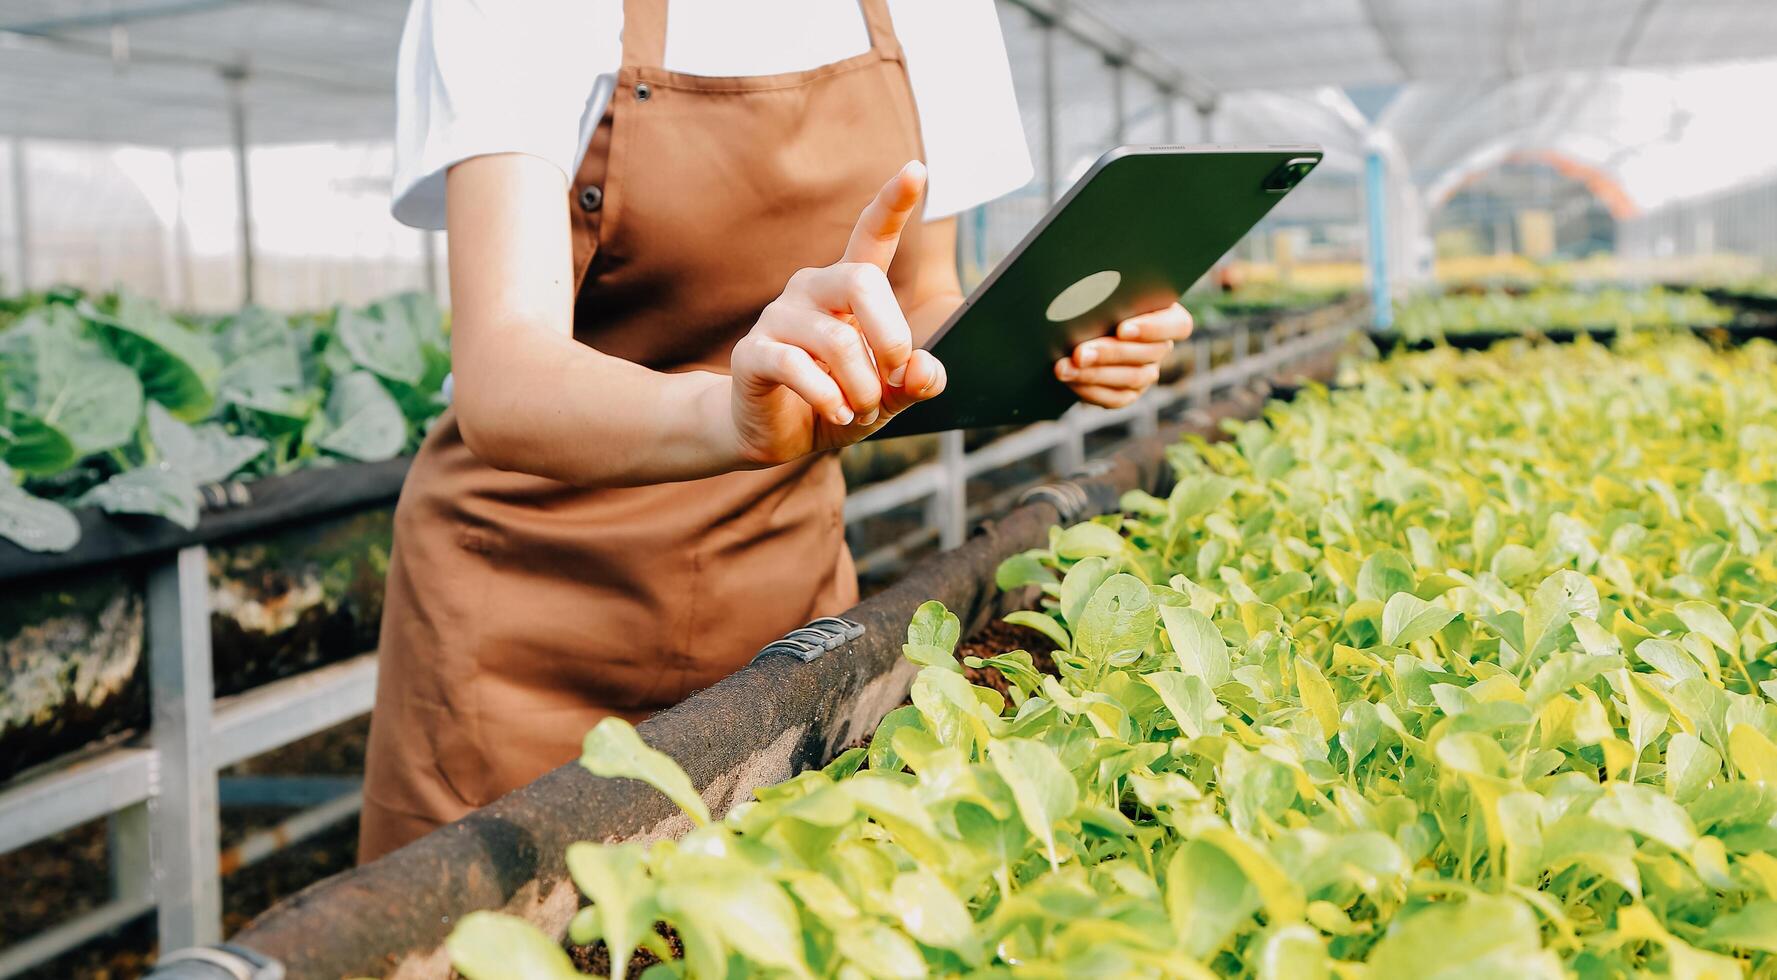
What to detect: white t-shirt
<box><xmin>391</xmin><ymin>0</ymin><xmax>1034</xmax><ymax>230</ymax></box>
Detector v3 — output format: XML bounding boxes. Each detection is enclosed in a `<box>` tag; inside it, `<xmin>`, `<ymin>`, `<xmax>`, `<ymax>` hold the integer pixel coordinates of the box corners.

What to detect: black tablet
<box><xmin>873</xmin><ymin>144</ymin><xmax>1323</xmax><ymax>439</ymax></box>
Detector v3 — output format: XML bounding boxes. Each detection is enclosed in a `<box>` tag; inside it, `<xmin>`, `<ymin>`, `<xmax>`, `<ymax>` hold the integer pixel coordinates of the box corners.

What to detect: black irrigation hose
<box><xmin>225</xmin><ymin>367</ymin><xmax>1327</xmax><ymax>979</ymax></box>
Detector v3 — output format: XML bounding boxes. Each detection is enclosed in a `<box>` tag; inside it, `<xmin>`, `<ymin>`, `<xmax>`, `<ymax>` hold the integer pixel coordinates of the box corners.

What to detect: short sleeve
<box><xmin>891</xmin><ymin>0</ymin><xmax>1034</xmax><ymax>219</ymax></box>
<box><xmin>391</xmin><ymin>0</ymin><xmax>621</xmax><ymax>230</ymax></box>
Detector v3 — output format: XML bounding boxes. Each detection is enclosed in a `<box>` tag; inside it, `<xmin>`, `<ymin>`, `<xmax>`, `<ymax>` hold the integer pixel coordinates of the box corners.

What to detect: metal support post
<box><xmin>146</xmin><ymin>546</ymin><xmax>222</xmax><ymax>949</ymax></box>
<box><xmin>172</xmin><ymin>150</ymin><xmax>195</xmax><ymax>309</ymax></box>
<box><xmin>1365</xmin><ymin>148</ymin><xmax>1393</xmax><ymax>332</ymax></box>
<box><xmin>1233</xmin><ymin>322</ymin><xmax>1251</xmax><ymax>384</ymax></box>
<box><xmin>1162</xmin><ymin>90</ymin><xmax>1178</xmax><ymax>143</ymax></box>
<box><xmin>108</xmin><ymin>802</ymin><xmax>153</xmax><ymax>906</ymax></box>
<box><xmin>7</xmin><ymin>138</ymin><xmax>30</xmax><ymax>291</ymax></box>
<box><xmin>223</xmin><ymin>66</ymin><xmax>256</xmax><ymax>305</ymax></box>
<box><xmin>1109</xmin><ymin>58</ymin><xmax>1126</xmax><ymax>144</ymax></box>
<box><xmin>1197</xmin><ymin>102</ymin><xmax>1216</xmax><ymax>142</ymax></box>
<box><xmin>1039</xmin><ymin>13</ymin><xmax>1060</xmax><ymax>203</ymax></box>
<box><xmin>936</xmin><ymin>430</ymin><xmax>967</xmax><ymax>550</ymax></box>
<box><xmin>1051</xmin><ymin>411</ymin><xmax>1086</xmax><ymax>473</ymax></box>
<box><xmin>421</xmin><ymin>229</ymin><xmax>440</xmax><ymax>297</ymax></box>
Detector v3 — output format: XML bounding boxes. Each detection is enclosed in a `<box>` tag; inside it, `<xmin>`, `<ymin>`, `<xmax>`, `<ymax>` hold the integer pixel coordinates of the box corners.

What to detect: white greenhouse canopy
<box><xmin>5</xmin><ymin>0</ymin><xmax>1777</xmax><ymax>149</ymax></box>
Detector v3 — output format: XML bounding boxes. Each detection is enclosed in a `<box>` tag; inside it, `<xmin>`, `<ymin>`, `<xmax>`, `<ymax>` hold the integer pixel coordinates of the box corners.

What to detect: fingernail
<box><xmin>1078</xmin><ymin>345</ymin><xmax>1096</xmax><ymax>366</ymax></box>
<box><xmin>1119</xmin><ymin>322</ymin><xmax>1138</xmax><ymax>339</ymax></box>
<box><xmin>887</xmin><ymin>364</ymin><xmax>907</xmax><ymax>387</ymax></box>
<box><xmin>834</xmin><ymin>406</ymin><xmax>854</xmax><ymax>426</ymax></box>
<box><xmin>1057</xmin><ymin>361</ymin><xmax>1075</xmax><ymax>380</ymax></box>
<box><xmin>861</xmin><ymin>407</ymin><xmax>880</xmax><ymax>426</ymax></box>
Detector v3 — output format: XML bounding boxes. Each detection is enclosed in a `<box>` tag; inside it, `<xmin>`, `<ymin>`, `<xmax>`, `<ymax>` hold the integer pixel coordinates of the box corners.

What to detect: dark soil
<box><xmin>957</xmin><ymin>615</ymin><xmax>1061</xmax><ymax>697</ymax></box>
<box><xmin>566</xmin><ymin>922</ymin><xmax>684</xmax><ymax>977</ymax></box>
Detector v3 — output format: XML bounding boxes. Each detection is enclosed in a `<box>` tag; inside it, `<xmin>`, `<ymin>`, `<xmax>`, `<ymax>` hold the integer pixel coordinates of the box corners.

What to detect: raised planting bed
<box><xmin>201</xmin><ymin>349</ymin><xmax>1342</xmax><ymax>979</ymax></box>
<box><xmin>210</xmin><ymin>334</ymin><xmax>1777</xmax><ymax>978</ymax></box>
<box><xmin>0</xmin><ymin>459</ymin><xmax>406</xmax><ymax>783</ymax></box>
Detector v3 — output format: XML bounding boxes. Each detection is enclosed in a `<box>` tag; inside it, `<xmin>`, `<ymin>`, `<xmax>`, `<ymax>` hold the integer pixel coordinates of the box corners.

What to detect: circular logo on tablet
<box><xmin>1045</xmin><ymin>270</ymin><xmax>1121</xmax><ymax>322</ymax></box>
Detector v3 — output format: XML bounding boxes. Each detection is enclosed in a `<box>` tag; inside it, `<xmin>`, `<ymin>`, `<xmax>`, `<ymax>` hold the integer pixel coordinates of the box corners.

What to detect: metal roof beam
<box><xmin>1002</xmin><ymin>0</ymin><xmax>1218</xmax><ymax>111</ymax></box>
<box><xmin>1358</xmin><ymin>0</ymin><xmax>1412</xmax><ymax>80</ymax></box>
<box><xmin>0</xmin><ymin>0</ymin><xmax>244</xmax><ymax>36</ymax></box>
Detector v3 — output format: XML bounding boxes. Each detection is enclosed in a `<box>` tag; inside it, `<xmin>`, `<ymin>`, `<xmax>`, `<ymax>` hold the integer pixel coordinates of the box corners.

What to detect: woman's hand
<box><xmin>1054</xmin><ymin>303</ymin><xmax>1195</xmax><ymax>409</ymax></box>
<box><xmin>727</xmin><ymin>162</ymin><xmax>947</xmax><ymax>466</ymax></box>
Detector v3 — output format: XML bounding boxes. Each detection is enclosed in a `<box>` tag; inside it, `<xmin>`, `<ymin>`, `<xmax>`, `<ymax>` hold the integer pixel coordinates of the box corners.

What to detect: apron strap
<box><xmin>859</xmin><ymin>0</ymin><xmax>905</xmax><ymax>62</ymax></box>
<box><xmin>619</xmin><ymin>0</ymin><xmax>668</xmax><ymax>68</ymax></box>
<box><xmin>622</xmin><ymin>0</ymin><xmax>902</xmax><ymax>69</ymax></box>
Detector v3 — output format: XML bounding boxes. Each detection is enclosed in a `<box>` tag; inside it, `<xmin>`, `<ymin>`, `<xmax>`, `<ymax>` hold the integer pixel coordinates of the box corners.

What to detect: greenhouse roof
<box><xmin>1085</xmin><ymin>0</ymin><xmax>1777</xmax><ymax>93</ymax></box>
<box><xmin>1</xmin><ymin>0</ymin><xmax>1775</xmax><ymax>150</ymax></box>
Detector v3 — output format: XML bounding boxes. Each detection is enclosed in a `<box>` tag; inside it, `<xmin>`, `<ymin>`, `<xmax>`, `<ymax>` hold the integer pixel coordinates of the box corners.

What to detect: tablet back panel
<box><xmin>875</xmin><ymin>145</ymin><xmax>1322</xmax><ymax>439</ymax></box>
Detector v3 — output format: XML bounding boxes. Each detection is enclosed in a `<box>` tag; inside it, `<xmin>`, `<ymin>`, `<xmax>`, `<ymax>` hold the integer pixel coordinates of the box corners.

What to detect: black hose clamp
<box><xmin>751</xmin><ymin>615</ymin><xmax>866</xmax><ymax>665</ymax></box>
<box><xmin>146</xmin><ymin>945</ymin><xmax>284</xmax><ymax>980</ymax></box>
<box><xmin>1017</xmin><ymin>456</ymin><xmax>1116</xmax><ymax>525</ymax></box>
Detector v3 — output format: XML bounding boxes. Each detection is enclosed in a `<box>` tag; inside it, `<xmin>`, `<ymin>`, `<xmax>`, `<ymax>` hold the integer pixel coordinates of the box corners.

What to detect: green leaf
<box><xmin>147</xmin><ymin>402</ymin><xmax>265</xmax><ymax>484</ymax></box>
<box><xmin>84</xmin><ymin>295</ymin><xmax>219</xmax><ymax>421</ymax></box>
<box><xmin>1674</xmin><ymin>601</ymin><xmax>1739</xmax><ymax>657</ymax></box>
<box><xmin>1356</xmin><ymin>550</ymin><xmax>1415</xmax><ymax>603</ymax></box>
<box><xmin>580</xmin><ymin>718</ymin><xmax>710</xmax><ymax>825</ymax></box>
<box><xmin>1380</xmin><ymin>592</ymin><xmax>1458</xmax><ymax>647</ymax></box>
<box><xmin>0</xmin><ymin>308</ymin><xmax>143</xmax><ymax>456</ymax></box>
<box><xmin>316</xmin><ymin>371</ymin><xmax>406</xmax><ymax>461</ymax></box>
<box><xmin>867</xmin><ymin>705</ymin><xmax>924</xmax><ymax>774</ymax></box>
<box><xmin>1523</xmin><ymin>570</ymin><xmax>1600</xmax><ymax>660</ymax></box>
<box><xmin>0</xmin><ymin>411</ymin><xmax>77</xmax><ymax>475</ymax></box>
<box><xmin>996</xmin><ymin>550</ymin><xmax>1058</xmax><ymax>591</ymax></box>
<box><xmin>216</xmin><ymin>305</ymin><xmax>304</xmax><ymax>394</ymax></box>
<box><xmin>1256</xmin><ymin>923</ymin><xmax>1328</xmax><ymax>980</ymax></box>
<box><xmin>1075</xmin><ymin>573</ymin><xmax>1156</xmax><ymax>666</ymax></box>
<box><xmin>335</xmin><ymin>304</ymin><xmax>425</xmax><ymax>385</ymax></box>
<box><xmin>446</xmin><ymin>912</ymin><xmax>583</xmax><ymax>980</ymax></box>
<box><xmin>658</xmin><ymin>870</ymin><xmax>812</xmax><ymax>979</ymax></box>
<box><xmin>834</xmin><ymin>922</ymin><xmax>924</xmax><ymax>979</ymax></box>
<box><xmin>906</xmin><ymin>600</ymin><xmax>961</xmax><ymax>654</ymax></box>
<box><xmin>1056</xmin><ymin>521</ymin><xmax>1125</xmax><ymax>560</ymax></box>
<box><xmin>1701</xmin><ymin>900</ymin><xmax>1777</xmax><ymax>954</ymax></box>
<box><xmin>565</xmin><ymin>842</ymin><xmax>656</xmax><ymax>980</ymax></box>
<box><xmin>888</xmin><ymin>871</ymin><xmax>977</xmax><ymax>958</ymax></box>
<box><xmin>1365</xmin><ymin>895</ymin><xmax>1562</xmax><ymax>979</ymax></box>
<box><xmin>0</xmin><ymin>472</ymin><xmax>80</xmax><ymax>552</ymax></box>
<box><xmin>1144</xmin><ymin>671</ymin><xmax>1224</xmax><ymax>738</ymax></box>
<box><xmin>1059</xmin><ymin>556</ymin><xmax>1113</xmax><ymax>628</ymax></box>
<box><xmin>80</xmin><ymin>464</ymin><xmax>202</xmax><ymax>529</ymax></box>
<box><xmin>1664</xmin><ymin>732</ymin><xmax>1721</xmax><ymax>804</ymax></box>
<box><xmin>1003</xmin><ymin>610</ymin><xmax>1070</xmax><ymax>652</ymax></box>
<box><xmin>1591</xmin><ymin>783</ymin><xmax>1698</xmax><ymax>851</ymax></box>
<box><xmin>1158</xmin><ymin>605</ymin><xmax>1231</xmax><ymax>688</ymax></box>
<box><xmin>1165</xmin><ymin>838</ymin><xmax>1259</xmax><ymax>958</ymax></box>
<box><xmin>988</xmin><ymin>738</ymin><xmax>1078</xmax><ymax>868</ymax></box>
<box><xmin>1168</xmin><ymin>474</ymin><xmax>1236</xmax><ymax>526</ymax></box>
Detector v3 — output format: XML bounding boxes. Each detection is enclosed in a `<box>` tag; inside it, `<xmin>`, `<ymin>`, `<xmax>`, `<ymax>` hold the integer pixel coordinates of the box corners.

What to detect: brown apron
<box><xmin>359</xmin><ymin>0</ymin><xmax>931</xmax><ymax>861</ymax></box>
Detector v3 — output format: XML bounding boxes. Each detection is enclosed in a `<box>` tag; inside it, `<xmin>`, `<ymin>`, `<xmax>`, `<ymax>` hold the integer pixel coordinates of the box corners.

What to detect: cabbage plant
<box><xmin>0</xmin><ymin>288</ymin><xmax>449</xmax><ymax>552</ymax></box>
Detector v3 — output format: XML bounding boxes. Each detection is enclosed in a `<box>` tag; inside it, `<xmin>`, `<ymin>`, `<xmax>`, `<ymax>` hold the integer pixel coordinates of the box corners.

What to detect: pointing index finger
<box><xmin>841</xmin><ymin>160</ymin><xmax>927</xmax><ymax>272</ymax></box>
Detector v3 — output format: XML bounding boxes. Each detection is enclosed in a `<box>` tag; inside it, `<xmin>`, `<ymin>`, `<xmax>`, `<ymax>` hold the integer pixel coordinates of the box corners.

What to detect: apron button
<box><xmin>578</xmin><ymin>185</ymin><xmax>603</xmax><ymax>212</ymax></box>
<box><xmin>635</xmin><ymin>82</ymin><xmax>652</xmax><ymax>102</ymax></box>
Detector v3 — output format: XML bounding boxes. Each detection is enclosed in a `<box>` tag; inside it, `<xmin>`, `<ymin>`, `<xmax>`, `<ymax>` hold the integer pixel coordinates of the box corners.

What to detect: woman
<box><xmin>361</xmin><ymin>0</ymin><xmax>1194</xmax><ymax>861</ymax></box>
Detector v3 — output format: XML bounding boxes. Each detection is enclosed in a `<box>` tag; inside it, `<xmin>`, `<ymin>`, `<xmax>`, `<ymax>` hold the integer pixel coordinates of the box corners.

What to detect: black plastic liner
<box><xmin>0</xmin><ymin>457</ymin><xmax>410</xmax><ymax>585</ymax></box>
<box><xmin>227</xmin><ymin>354</ymin><xmax>1337</xmax><ymax>979</ymax></box>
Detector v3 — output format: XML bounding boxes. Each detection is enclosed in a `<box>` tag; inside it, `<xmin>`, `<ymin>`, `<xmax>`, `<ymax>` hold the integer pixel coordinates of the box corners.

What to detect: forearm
<box><xmin>452</xmin><ymin>322</ymin><xmax>741</xmax><ymax>488</ymax></box>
